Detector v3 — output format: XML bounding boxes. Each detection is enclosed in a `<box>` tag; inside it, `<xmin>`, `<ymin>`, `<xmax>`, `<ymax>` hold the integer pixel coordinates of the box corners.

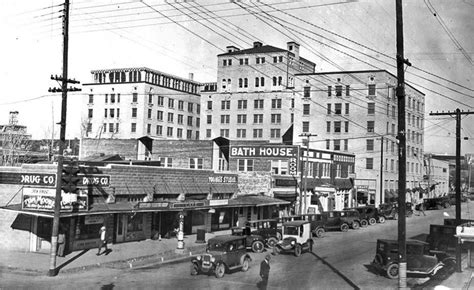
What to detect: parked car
<box><xmin>378</xmin><ymin>202</ymin><xmax>413</xmax><ymax>220</ymax></box>
<box><xmin>448</xmin><ymin>193</ymin><xmax>468</xmax><ymax>205</ymax></box>
<box><xmin>344</xmin><ymin>205</ymin><xmax>384</xmax><ymax>225</ymax></box>
<box><xmin>339</xmin><ymin>209</ymin><xmax>363</xmax><ymax>229</ymax></box>
<box><xmin>416</xmin><ymin>197</ymin><xmax>451</xmax><ymax>210</ymax></box>
<box><xmin>372</xmin><ymin>239</ymin><xmax>454</xmax><ymax>279</ymax></box>
<box><xmin>190</xmin><ymin>235</ymin><xmax>252</xmax><ymax>278</ymax></box>
<box><xmin>245</xmin><ymin>219</ymin><xmax>282</xmax><ymax>247</ymax></box>
<box><xmin>231</xmin><ymin>226</ymin><xmax>266</xmax><ymax>253</ymax></box>
<box><xmin>274</xmin><ymin>221</ymin><xmax>314</xmax><ymax>257</ymax></box>
<box><xmin>300</xmin><ymin>211</ymin><xmax>353</xmax><ymax>237</ymax></box>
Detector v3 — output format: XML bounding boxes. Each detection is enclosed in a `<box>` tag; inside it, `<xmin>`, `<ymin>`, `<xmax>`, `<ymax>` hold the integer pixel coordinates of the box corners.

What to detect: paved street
<box><xmin>2</xmin><ymin>203</ymin><xmax>469</xmax><ymax>289</ymax></box>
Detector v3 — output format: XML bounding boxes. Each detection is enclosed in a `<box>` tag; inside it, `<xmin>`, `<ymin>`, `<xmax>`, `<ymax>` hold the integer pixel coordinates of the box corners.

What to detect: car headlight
<box><xmin>197</xmin><ymin>256</ymin><xmax>201</xmax><ymax>260</ymax></box>
<box><xmin>210</xmin><ymin>257</ymin><xmax>215</xmax><ymax>262</ymax></box>
<box><xmin>291</xmin><ymin>241</ymin><xmax>295</xmax><ymax>245</ymax></box>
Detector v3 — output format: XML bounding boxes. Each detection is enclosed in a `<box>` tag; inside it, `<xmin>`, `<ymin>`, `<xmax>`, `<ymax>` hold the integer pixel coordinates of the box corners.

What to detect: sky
<box><xmin>0</xmin><ymin>0</ymin><xmax>472</xmax><ymax>155</ymax></box>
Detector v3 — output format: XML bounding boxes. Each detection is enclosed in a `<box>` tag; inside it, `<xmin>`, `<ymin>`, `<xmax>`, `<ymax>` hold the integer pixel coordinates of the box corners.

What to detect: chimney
<box><xmin>226</xmin><ymin>46</ymin><xmax>240</xmax><ymax>53</ymax></box>
<box><xmin>287</xmin><ymin>41</ymin><xmax>300</xmax><ymax>60</ymax></box>
<box><xmin>188</xmin><ymin>73</ymin><xmax>194</xmax><ymax>81</ymax></box>
<box><xmin>253</xmin><ymin>41</ymin><xmax>263</xmax><ymax>48</ymax></box>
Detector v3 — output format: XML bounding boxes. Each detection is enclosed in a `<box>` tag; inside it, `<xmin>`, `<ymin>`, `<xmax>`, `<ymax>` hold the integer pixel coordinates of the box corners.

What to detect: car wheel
<box><xmin>315</xmin><ymin>228</ymin><xmax>325</xmax><ymax>238</ymax></box>
<box><xmin>190</xmin><ymin>263</ymin><xmax>199</xmax><ymax>276</ymax></box>
<box><xmin>368</xmin><ymin>218</ymin><xmax>377</xmax><ymax>225</ymax></box>
<box><xmin>378</xmin><ymin>216</ymin><xmax>386</xmax><ymax>224</ymax></box>
<box><xmin>215</xmin><ymin>263</ymin><xmax>225</xmax><ymax>278</ymax></box>
<box><xmin>267</xmin><ymin>237</ymin><xmax>278</xmax><ymax>248</ymax></box>
<box><xmin>352</xmin><ymin>221</ymin><xmax>360</xmax><ymax>229</ymax></box>
<box><xmin>442</xmin><ymin>257</ymin><xmax>456</xmax><ymax>274</ymax></box>
<box><xmin>276</xmin><ymin>231</ymin><xmax>282</xmax><ymax>240</ymax></box>
<box><xmin>340</xmin><ymin>223</ymin><xmax>349</xmax><ymax>232</ymax></box>
<box><xmin>241</xmin><ymin>257</ymin><xmax>250</xmax><ymax>272</ymax></box>
<box><xmin>360</xmin><ymin>220</ymin><xmax>368</xmax><ymax>227</ymax></box>
<box><xmin>252</xmin><ymin>240</ymin><xmax>265</xmax><ymax>253</ymax></box>
<box><xmin>386</xmin><ymin>263</ymin><xmax>399</xmax><ymax>279</ymax></box>
<box><xmin>294</xmin><ymin>244</ymin><xmax>302</xmax><ymax>257</ymax></box>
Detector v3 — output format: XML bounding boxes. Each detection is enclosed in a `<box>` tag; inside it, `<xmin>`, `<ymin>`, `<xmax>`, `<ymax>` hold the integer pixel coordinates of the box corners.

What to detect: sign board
<box><xmin>275</xmin><ymin>179</ymin><xmax>297</xmax><ymax>187</ymax></box>
<box><xmin>0</xmin><ymin>172</ymin><xmax>56</xmax><ymax>186</ymax></box>
<box><xmin>137</xmin><ymin>202</ymin><xmax>169</xmax><ymax>209</ymax></box>
<box><xmin>84</xmin><ymin>215</ymin><xmax>104</xmax><ymax>225</ymax></box>
<box><xmin>171</xmin><ymin>201</ymin><xmax>206</xmax><ymax>209</ymax></box>
<box><xmin>22</xmin><ymin>188</ymin><xmax>88</xmax><ymax>211</ymax></box>
<box><xmin>79</xmin><ymin>175</ymin><xmax>110</xmax><ymax>187</ymax></box>
<box><xmin>230</xmin><ymin>145</ymin><xmax>298</xmax><ymax>158</ymax></box>
<box><xmin>209</xmin><ymin>199</ymin><xmax>229</xmax><ymax>206</ymax></box>
<box><xmin>208</xmin><ymin>175</ymin><xmax>238</xmax><ymax>184</ymax></box>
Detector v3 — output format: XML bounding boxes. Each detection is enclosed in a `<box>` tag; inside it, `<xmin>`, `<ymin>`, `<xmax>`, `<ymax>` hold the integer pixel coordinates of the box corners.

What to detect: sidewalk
<box><xmin>0</xmin><ymin>230</ymin><xmax>231</xmax><ymax>276</ymax></box>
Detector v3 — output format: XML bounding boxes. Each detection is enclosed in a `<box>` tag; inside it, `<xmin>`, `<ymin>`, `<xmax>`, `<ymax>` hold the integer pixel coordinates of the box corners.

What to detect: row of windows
<box><xmin>222</xmin><ymin>55</ymin><xmax>284</xmax><ymax>67</ymax></box>
<box><xmin>133</xmin><ymin>123</ymin><xmax>199</xmax><ymax>139</ymax></box>
<box><xmin>208</xmin><ymin>99</ymin><xmax>284</xmax><ymax>111</ymax></box>
<box><xmin>207</xmin><ymin>128</ymin><xmax>282</xmax><ymax>139</ymax></box>
<box><xmin>303</xmin><ymin>84</ymin><xmax>375</xmax><ymax>99</ymax></box>
<box><xmin>214</xmin><ymin>114</ymin><xmax>281</xmax><ymax>125</ymax></box>
<box><xmin>146</xmin><ymin>109</ymin><xmax>200</xmax><ymax>127</ymax></box>
<box><xmin>324</xmin><ymin>139</ymin><xmax>350</xmax><ymax>151</ymax></box>
<box><xmin>367</xmin><ymin>158</ymin><xmax>422</xmax><ymax>174</ymax></box>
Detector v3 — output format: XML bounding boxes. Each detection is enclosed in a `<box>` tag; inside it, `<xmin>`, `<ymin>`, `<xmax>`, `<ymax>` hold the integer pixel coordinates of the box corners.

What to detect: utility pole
<box><xmin>429</xmin><ymin>109</ymin><xmax>473</xmax><ymax>273</ymax></box>
<box><xmin>47</xmin><ymin>0</ymin><xmax>80</xmax><ymax>276</ymax></box>
<box><xmin>379</xmin><ymin>136</ymin><xmax>384</xmax><ymax>206</ymax></box>
<box><xmin>299</xmin><ymin>133</ymin><xmax>316</xmax><ymax>214</ymax></box>
<box><xmin>396</xmin><ymin>1</ymin><xmax>411</xmax><ymax>287</ymax></box>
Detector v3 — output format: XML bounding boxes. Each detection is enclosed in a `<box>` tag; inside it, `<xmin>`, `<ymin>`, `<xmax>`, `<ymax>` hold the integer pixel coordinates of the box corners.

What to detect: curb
<box><xmin>1</xmin><ymin>244</ymin><xmax>207</xmax><ymax>276</ymax></box>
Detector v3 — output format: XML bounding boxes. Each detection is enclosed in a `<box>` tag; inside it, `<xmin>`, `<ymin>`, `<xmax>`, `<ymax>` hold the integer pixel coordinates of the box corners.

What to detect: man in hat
<box><xmin>258</xmin><ymin>254</ymin><xmax>271</xmax><ymax>289</ymax></box>
<box><xmin>97</xmin><ymin>225</ymin><xmax>108</xmax><ymax>255</ymax></box>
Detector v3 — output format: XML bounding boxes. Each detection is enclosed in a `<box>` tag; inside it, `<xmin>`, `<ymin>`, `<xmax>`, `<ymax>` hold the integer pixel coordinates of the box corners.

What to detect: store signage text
<box><xmin>138</xmin><ymin>202</ymin><xmax>169</xmax><ymax>209</ymax></box>
<box><xmin>80</xmin><ymin>175</ymin><xmax>110</xmax><ymax>187</ymax></box>
<box><xmin>208</xmin><ymin>175</ymin><xmax>238</xmax><ymax>183</ymax></box>
<box><xmin>171</xmin><ymin>201</ymin><xmax>206</xmax><ymax>209</ymax></box>
<box><xmin>84</xmin><ymin>215</ymin><xmax>104</xmax><ymax>225</ymax></box>
<box><xmin>0</xmin><ymin>172</ymin><xmax>56</xmax><ymax>186</ymax></box>
<box><xmin>230</xmin><ymin>145</ymin><xmax>298</xmax><ymax>158</ymax></box>
<box><xmin>209</xmin><ymin>199</ymin><xmax>229</xmax><ymax>206</ymax></box>
<box><xmin>22</xmin><ymin>189</ymin><xmax>88</xmax><ymax>211</ymax></box>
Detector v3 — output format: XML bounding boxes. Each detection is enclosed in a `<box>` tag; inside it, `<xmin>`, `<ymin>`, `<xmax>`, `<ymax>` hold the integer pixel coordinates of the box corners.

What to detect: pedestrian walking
<box><xmin>258</xmin><ymin>254</ymin><xmax>271</xmax><ymax>290</ymax></box>
<box><xmin>57</xmin><ymin>229</ymin><xmax>66</xmax><ymax>257</ymax></box>
<box><xmin>97</xmin><ymin>225</ymin><xmax>108</xmax><ymax>255</ymax></box>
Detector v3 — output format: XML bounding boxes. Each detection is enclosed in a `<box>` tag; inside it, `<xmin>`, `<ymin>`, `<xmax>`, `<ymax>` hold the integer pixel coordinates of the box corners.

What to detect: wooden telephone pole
<box><xmin>429</xmin><ymin>109</ymin><xmax>473</xmax><ymax>273</ymax></box>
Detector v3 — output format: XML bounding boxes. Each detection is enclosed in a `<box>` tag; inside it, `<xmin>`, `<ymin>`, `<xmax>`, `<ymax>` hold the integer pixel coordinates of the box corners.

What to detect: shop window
<box><xmin>127</xmin><ymin>214</ymin><xmax>143</xmax><ymax>232</ymax></box>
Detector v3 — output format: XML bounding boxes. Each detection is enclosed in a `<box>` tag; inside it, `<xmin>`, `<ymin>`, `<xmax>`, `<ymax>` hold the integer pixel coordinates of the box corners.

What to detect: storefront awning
<box><xmin>334</xmin><ymin>178</ymin><xmax>354</xmax><ymax>190</ymax></box>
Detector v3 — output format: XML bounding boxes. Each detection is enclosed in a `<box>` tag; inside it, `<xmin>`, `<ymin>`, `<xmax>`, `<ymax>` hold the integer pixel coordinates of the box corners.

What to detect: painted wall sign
<box><xmin>208</xmin><ymin>175</ymin><xmax>238</xmax><ymax>184</ymax></box>
<box><xmin>79</xmin><ymin>175</ymin><xmax>110</xmax><ymax>187</ymax></box>
<box><xmin>138</xmin><ymin>202</ymin><xmax>169</xmax><ymax>209</ymax></box>
<box><xmin>0</xmin><ymin>172</ymin><xmax>56</xmax><ymax>186</ymax></box>
<box><xmin>22</xmin><ymin>189</ymin><xmax>88</xmax><ymax>211</ymax></box>
<box><xmin>171</xmin><ymin>201</ymin><xmax>206</xmax><ymax>209</ymax></box>
<box><xmin>209</xmin><ymin>199</ymin><xmax>229</xmax><ymax>206</ymax></box>
<box><xmin>229</xmin><ymin>145</ymin><xmax>298</xmax><ymax>158</ymax></box>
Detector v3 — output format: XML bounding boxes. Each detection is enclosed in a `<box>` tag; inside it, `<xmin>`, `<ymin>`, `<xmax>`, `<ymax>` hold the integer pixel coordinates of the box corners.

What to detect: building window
<box><xmin>345</xmin><ymin>103</ymin><xmax>349</xmax><ymax>115</ymax></box>
<box><xmin>254</xmin><ymin>99</ymin><xmax>264</xmax><ymax>109</ymax></box>
<box><xmin>326</xmin><ymin>122</ymin><xmax>331</xmax><ymax>133</ymax></box>
<box><xmin>168</xmin><ymin>113</ymin><xmax>174</xmax><ymax>123</ymax></box>
<box><xmin>177</xmin><ymin>114</ymin><xmax>183</xmax><ymax>124</ymax></box>
<box><xmin>343</xmin><ymin>139</ymin><xmax>348</xmax><ymax>151</ymax></box>
<box><xmin>190</xmin><ymin>158</ymin><xmax>203</xmax><ymax>169</ymax></box>
<box><xmin>110</xmin><ymin>94</ymin><xmax>115</xmax><ymax>103</ymax></box>
<box><xmin>206</xmin><ymin>129</ymin><xmax>211</xmax><ymax>138</ymax></box>
<box><xmin>188</xmin><ymin>102</ymin><xmax>194</xmax><ymax>113</ymax></box>
<box><xmin>167</xmin><ymin>127</ymin><xmax>173</xmax><ymax>137</ymax></box>
<box><xmin>207</xmin><ymin>115</ymin><xmax>212</xmax><ymax>124</ymax></box>
<box><xmin>132</xmin><ymin>108</ymin><xmax>137</xmax><ymax>118</ymax></box>
<box><xmin>327</xmin><ymin>104</ymin><xmax>331</xmax><ymax>114</ymax></box>
<box><xmin>156</xmin><ymin>125</ymin><xmax>162</xmax><ymax>136</ymax></box>
<box><xmin>146</xmin><ymin>124</ymin><xmax>151</xmax><ymax>134</ymax></box>
<box><xmin>148</xmin><ymin>94</ymin><xmax>153</xmax><ymax>104</ymax></box>
<box><xmin>158</xmin><ymin>96</ymin><xmax>164</xmax><ymax>106</ymax></box>
<box><xmin>88</xmin><ymin>94</ymin><xmax>94</xmax><ymax>104</ymax></box>
<box><xmin>302</xmin><ymin>121</ymin><xmax>309</xmax><ymax>133</ymax></box>
<box><xmin>147</xmin><ymin>109</ymin><xmax>152</xmax><ymax>119</ymax></box>
<box><xmin>131</xmin><ymin>123</ymin><xmax>136</xmax><ymax>133</ymax></box>
<box><xmin>187</xmin><ymin>116</ymin><xmax>193</xmax><ymax>126</ymax></box>
<box><xmin>367</xmin><ymin>121</ymin><xmax>375</xmax><ymax>132</ymax></box>
<box><xmin>270</xmin><ymin>129</ymin><xmax>281</xmax><ymax>138</ymax></box>
<box><xmin>367</xmin><ymin>139</ymin><xmax>374</xmax><ymax>151</ymax></box>
<box><xmin>157</xmin><ymin>111</ymin><xmax>163</xmax><ymax>121</ymax></box>
<box><xmin>253</xmin><ymin>129</ymin><xmax>263</xmax><ymax>138</ymax></box>
<box><xmin>368</xmin><ymin>84</ymin><xmax>376</xmax><ymax>96</ymax></box>
<box><xmin>260</xmin><ymin>77</ymin><xmax>265</xmax><ymax>87</ymax></box>
<box><xmin>168</xmin><ymin>98</ymin><xmax>174</xmax><ymax>109</ymax></box>
<box><xmin>176</xmin><ymin>128</ymin><xmax>183</xmax><ymax>138</ymax></box>
<box><xmin>344</xmin><ymin>121</ymin><xmax>349</xmax><ymax>133</ymax></box>
<box><xmin>88</xmin><ymin>109</ymin><xmax>93</xmax><ymax>118</ymax></box>
<box><xmin>334</xmin><ymin>139</ymin><xmax>341</xmax><ymax>151</ymax></box>
<box><xmin>334</xmin><ymin>121</ymin><xmax>341</xmax><ymax>133</ymax></box>
<box><xmin>238</xmin><ymin>159</ymin><xmax>254</xmax><ymax>172</ymax></box>
<box><xmin>236</xmin><ymin>129</ymin><xmax>246</xmax><ymax>138</ymax></box>
<box><xmin>327</xmin><ymin>86</ymin><xmax>332</xmax><ymax>96</ymax></box>
<box><xmin>368</xmin><ymin>103</ymin><xmax>375</xmax><ymax>115</ymax></box>
<box><xmin>220</xmin><ymin>129</ymin><xmax>229</xmax><ymax>138</ymax></box>
<box><xmin>271</xmin><ymin>160</ymin><xmax>289</xmax><ymax>175</ymax></box>
<box><xmin>207</xmin><ymin>100</ymin><xmax>212</xmax><ymax>110</ymax></box>
<box><xmin>254</xmin><ymin>114</ymin><xmax>263</xmax><ymax>124</ymax></box>
<box><xmin>303</xmin><ymin>104</ymin><xmax>310</xmax><ymax>115</ymax></box>
<box><xmin>110</xmin><ymin>109</ymin><xmax>115</xmax><ymax>118</ymax></box>
<box><xmin>346</xmin><ymin>85</ymin><xmax>350</xmax><ymax>96</ymax></box>
<box><xmin>326</xmin><ymin>139</ymin><xmax>330</xmax><ymax>150</ymax></box>
<box><xmin>255</xmin><ymin>77</ymin><xmax>259</xmax><ymax>87</ymax></box>
<box><xmin>304</xmin><ymin>86</ymin><xmax>310</xmax><ymax>98</ymax></box>
<box><xmin>237</xmin><ymin>114</ymin><xmax>247</xmax><ymax>124</ymax></box>
<box><xmin>334</xmin><ymin>103</ymin><xmax>342</xmax><ymax>115</ymax></box>
<box><xmin>221</xmin><ymin>100</ymin><xmax>230</xmax><ymax>110</ymax></box>
<box><xmin>271</xmin><ymin>114</ymin><xmax>281</xmax><ymax>124</ymax></box>
<box><xmin>104</xmin><ymin>109</ymin><xmax>108</xmax><ymax>118</ymax></box>
<box><xmin>366</xmin><ymin>158</ymin><xmax>374</xmax><ymax>169</ymax></box>
<box><xmin>392</xmin><ymin>105</ymin><xmax>396</xmax><ymax>119</ymax></box>
<box><xmin>271</xmin><ymin>99</ymin><xmax>282</xmax><ymax>109</ymax></box>
<box><xmin>220</xmin><ymin>115</ymin><xmax>230</xmax><ymax>124</ymax></box>
<box><xmin>237</xmin><ymin>100</ymin><xmax>247</xmax><ymax>110</ymax></box>
<box><xmin>335</xmin><ymin>85</ymin><xmax>342</xmax><ymax>97</ymax></box>
<box><xmin>159</xmin><ymin>157</ymin><xmax>173</xmax><ymax>168</ymax></box>
<box><xmin>244</xmin><ymin>78</ymin><xmax>248</xmax><ymax>87</ymax></box>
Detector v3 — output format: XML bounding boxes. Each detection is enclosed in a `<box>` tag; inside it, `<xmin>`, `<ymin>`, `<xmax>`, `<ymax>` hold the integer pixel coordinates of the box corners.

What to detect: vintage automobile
<box><xmin>274</xmin><ymin>221</ymin><xmax>314</xmax><ymax>257</ymax></box>
<box><xmin>339</xmin><ymin>209</ymin><xmax>364</xmax><ymax>229</ymax></box>
<box><xmin>344</xmin><ymin>205</ymin><xmax>384</xmax><ymax>225</ymax></box>
<box><xmin>448</xmin><ymin>193</ymin><xmax>468</xmax><ymax>205</ymax></box>
<box><xmin>231</xmin><ymin>226</ymin><xmax>266</xmax><ymax>253</ymax></box>
<box><xmin>372</xmin><ymin>239</ymin><xmax>454</xmax><ymax>279</ymax></box>
<box><xmin>245</xmin><ymin>219</ymin><xmax>282</xmax><ymax>247</ymax></box>
<box><xmin>378</xmin><ymin>202</ymin><xmax>413</xmax><ymax>220</ymax></box>
<box><xmin>416</xmin><ymin>197</ymin><xmax>451</xmax><ymax>210</ymax></box>
<box><xmin>190</xmin><ymin>235</ymin><xmax>252</xmax><ymax>278</ymax></box>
